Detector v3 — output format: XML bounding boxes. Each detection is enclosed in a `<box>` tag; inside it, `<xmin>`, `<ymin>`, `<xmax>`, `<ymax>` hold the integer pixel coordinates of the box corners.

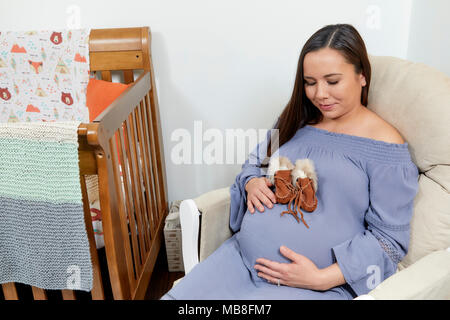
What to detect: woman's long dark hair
<box><xmin>266</xmin><ymin>24</ymin><xmax>372</xmax><ymax>159</ymax></box>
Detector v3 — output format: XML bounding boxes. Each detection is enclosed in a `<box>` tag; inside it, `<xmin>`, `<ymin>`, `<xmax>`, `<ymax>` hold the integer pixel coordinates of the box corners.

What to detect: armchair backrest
<box><xmin>367</xmin><ymin>55</ymin><xmax>450</xmax><ymax>269</ymax></box>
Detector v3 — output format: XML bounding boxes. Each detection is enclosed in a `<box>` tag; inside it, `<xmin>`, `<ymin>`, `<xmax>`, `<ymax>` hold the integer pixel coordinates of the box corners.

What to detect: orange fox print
<box><xmin>28</xmin><ymin>60</ymin><xmax>43</xmax><ymax>74</ymax></box>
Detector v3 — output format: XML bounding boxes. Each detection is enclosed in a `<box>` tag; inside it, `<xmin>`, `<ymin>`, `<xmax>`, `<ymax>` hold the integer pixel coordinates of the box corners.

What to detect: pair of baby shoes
<box><xmin>266</xmin><ymin>157</ymin><xmax>318</xmax><ymax>228</ymax></box>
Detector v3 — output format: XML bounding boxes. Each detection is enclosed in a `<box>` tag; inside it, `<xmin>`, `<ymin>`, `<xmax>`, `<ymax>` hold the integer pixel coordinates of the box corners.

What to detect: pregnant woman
<box><xmin>161</xmin><ymin>23</ymin><xmax>419</xmax><ymax>300</ymax></box>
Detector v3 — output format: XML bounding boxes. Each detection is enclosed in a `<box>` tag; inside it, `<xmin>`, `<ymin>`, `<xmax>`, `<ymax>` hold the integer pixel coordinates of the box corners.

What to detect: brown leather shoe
<box><xmin>268</xmin><ymin>157</ymin><xmax>317</xmax><ymax>229</ymax></box>
<box><xmin>291</xmin><ymin>158</ymin><xmax>318</xmax><ymax>212</ymax></box>
<box><xmin>296</xmin><ymin>177</ymin><xmax>317</xmax><ymax>212</ymax></box>
<box><xmin>267</xmin><ymin>157</ymin><xmax>296</xmax><ymax>204</ymax></box>
<box><xmin>283</xmin><ymin>159</ymin><xmax>318</xmax><ymax>228</ymax></box>
<box><xmin>281</xmin><ymin>191</ymin><xmax>309</xmax><ymax>228</ymax></box>
<box><xmin>273</xmin><ymin>169</ymin><xmax>296</xmax><ymax>204</ymax></box>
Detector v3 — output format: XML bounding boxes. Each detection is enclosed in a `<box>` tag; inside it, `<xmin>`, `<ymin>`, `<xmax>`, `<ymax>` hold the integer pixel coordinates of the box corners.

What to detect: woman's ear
<box><xmin>360</xmin><ymin>73</ymin><xmax>367</xmax><ymax>87</ymax></box>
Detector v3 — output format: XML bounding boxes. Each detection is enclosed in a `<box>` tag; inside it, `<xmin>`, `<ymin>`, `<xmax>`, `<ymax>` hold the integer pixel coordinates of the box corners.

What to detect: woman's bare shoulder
<box><xmin>365</xmin><ymin>111</ymin><xmax>405</xmax><ymax>144</ymax></box>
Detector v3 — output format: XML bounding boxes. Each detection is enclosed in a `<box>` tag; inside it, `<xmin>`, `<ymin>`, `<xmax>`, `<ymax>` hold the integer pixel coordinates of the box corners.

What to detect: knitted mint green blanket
<box><xmin>0</xmin><ymin>122</ymin><xmax>93</xmax><ymax>291</ymax></box>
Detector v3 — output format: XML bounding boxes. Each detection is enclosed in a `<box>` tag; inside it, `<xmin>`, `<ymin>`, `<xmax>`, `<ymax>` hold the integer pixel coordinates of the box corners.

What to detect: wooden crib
<box><xmin>0</xmin><ymin>27</ymin><xmax>168</xmax><ymax>300</ymax></box>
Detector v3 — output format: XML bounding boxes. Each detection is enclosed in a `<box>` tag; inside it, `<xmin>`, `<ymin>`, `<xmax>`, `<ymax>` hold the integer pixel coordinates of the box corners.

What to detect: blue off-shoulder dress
<box><xmin>161</xmin><ymin>125</ymin><xmax>419</xmax><ymax>300</ymax></box>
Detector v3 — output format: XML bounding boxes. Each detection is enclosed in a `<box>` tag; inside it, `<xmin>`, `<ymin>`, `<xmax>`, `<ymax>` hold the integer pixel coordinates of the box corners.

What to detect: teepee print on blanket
<box><xmin>0</xmin><ymin>29</ymin><xmax>90</xmax><ymax>122</ymax></box>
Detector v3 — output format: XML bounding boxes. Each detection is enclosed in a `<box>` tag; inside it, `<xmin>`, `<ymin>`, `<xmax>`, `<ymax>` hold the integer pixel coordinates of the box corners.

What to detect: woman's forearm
<box><xmin>317</xmin><ymin>263</ymin><xmax>346</xmax><ymax>291</ymax></box>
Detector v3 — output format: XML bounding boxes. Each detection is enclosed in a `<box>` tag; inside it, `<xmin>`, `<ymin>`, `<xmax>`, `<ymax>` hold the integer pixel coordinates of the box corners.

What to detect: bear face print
<box><xmin>61</xmin><ymin>92</ymin><xmax>74</xmax><ymax>105</ymax></box>
<box><xmin>0</xmin><ymin>88</ymin><xmax>12</xmax><ymax>101</ymax></box>
<box><xmin>50</xmin><ymin>32</ymin><xmax>63</xmax><ymax>45</ymax></box>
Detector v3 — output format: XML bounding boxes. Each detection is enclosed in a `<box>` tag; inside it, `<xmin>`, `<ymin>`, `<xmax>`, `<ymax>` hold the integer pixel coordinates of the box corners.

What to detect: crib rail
<box><xmin>87</xmin><ymin>71</ymin><xmax>168</xmax><ymax>299</ymax></box>
<box><xmin>1</xmin><ymin>27</ymin><xmax>168</xmax><ymax>300</ymax></box>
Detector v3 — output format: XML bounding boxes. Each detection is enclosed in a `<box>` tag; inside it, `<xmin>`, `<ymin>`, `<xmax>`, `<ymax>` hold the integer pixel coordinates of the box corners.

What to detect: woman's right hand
<box><xmin>245</xmin><ymin>177</ymin><xmax>277</xmax><ymax>213</ymax></box>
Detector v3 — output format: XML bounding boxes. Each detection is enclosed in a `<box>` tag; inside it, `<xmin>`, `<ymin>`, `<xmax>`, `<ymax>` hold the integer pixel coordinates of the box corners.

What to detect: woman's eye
<box><xmin>304</xmin><ymin>81</ymin><xmax>338</xmax><ymax>86</ymax></box>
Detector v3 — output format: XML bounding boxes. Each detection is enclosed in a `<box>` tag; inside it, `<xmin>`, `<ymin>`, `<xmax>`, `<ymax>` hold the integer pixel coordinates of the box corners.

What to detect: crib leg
<box><xmin>61</xmin><ymin>290</ymin><xmax>76</xmax><ymax>300</ymax></box>
<box><xmin>2</xmin><ymin>283</ymin><xmax>18</xmax><ymax>300</ymax></box>
<box><xmin>80</xmin><ymin>175</ymin><xmax>106</xmax><ymax>300</ymax></box>
<box><xmin>31</xmin><ymin>286</ymin><xmax>47</xmax><ymax>300</ymax></box>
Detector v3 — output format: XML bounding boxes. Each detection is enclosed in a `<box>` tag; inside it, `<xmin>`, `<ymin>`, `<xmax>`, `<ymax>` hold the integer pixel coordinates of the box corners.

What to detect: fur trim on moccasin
<box><xmin>266</xmin><ymin>156</ymin><xmax>294</xmax><ymax>185</ymax></box>
<box><xmin>291</xmin><ymin>159</ymin><xmax>318</xmax><ymax>192</ymax></box>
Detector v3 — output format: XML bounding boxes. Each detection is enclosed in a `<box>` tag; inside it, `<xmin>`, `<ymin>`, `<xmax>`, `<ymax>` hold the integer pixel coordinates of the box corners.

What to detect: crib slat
<box><xmin>80</xmin><ymin>175</ymin><xmax>105</xmax><ymax>300</ymax></box>
<box><xmin>118</xmin><ymin>127</ymin><xmax>141</xmax><ymax>280</ymax></box>
<box><xmin>95</xmin><ymin>149</ymin><xmax>131</xmax><ymax>299</ymax></box>
<box><xmin>138</xmin><ymin>107</ymin><xmax>154</xmax><ymax>242</ymax></box>
<box><xmin>144</xmin><ymin>93</ymin><xmax>163</xmax><ymax>221</ymax></box>
<box><xmin>132</xmin><ymin>108</ymin><xmax>152</xmax><ymax>248</ymax></box>
<box><xmin>2</xmin><ymin>283</ymin><xmax>18</xmax><ymax>300</ymax></box>
<box><xmin>109</xmin><ymin>134</ymin><xmax>137</xmax><ymax>293</ymax></box>
<box><xmin>101</xmin><ymin>70</ymin><xmax>112</xmax><ymax>82</ymax></box>
<box><xmin>123</xmin><ymin>70</ymin><xmax>134</xmax><ymax>84</ymax></box>
<box><xmin>31</xmin><ymin>287</ymin><xmax>47</xmax><ymax>300</ymax></box>
<box><xmin>143</xmin><ymin>95</ymin><xmax>160</xmax><ymax>233</ymax></box>
<box><xmin>143</xmin><ymin>95</ymin><xmax>160</xmax><ymax>235</ymax></box>
<box><xmin>126</xmin><ymin>114</ymin><xmax>150</xmax><ymax>257</ymax></box>
<box><xmin>143</xmin><ymin>93</ymin><xmax>160</xmax><ymax>217</ymax></box>
<box><xmin>122</xmin><ymin>121</ymin><xmax>143</xmax><ymax>276</ymax></box>
<box><xmin>136</xmin><ymin>100</ymin><xmax>156</xmax><ymax>240</ymax></box>
<box><xmin>61</xmin><ymin>290</ymin><xmax>76</xmax><ymax>300</ymax></box>
<box><xmin>139</xmin><ymin>99</ymin><xmax>158</xmax><ymax>238</ymax></box>
<box><xmin>147</xmin><ymin>52</ymin><xmax>169</xmax><ymax>219</ymax></box>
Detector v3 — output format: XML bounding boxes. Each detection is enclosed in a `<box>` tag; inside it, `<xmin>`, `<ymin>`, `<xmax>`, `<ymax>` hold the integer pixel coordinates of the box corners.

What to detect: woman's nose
<box><xmin>315</xmin><ymin>82</ymin><xmax>329</xmax><ymax>99</ymax></box>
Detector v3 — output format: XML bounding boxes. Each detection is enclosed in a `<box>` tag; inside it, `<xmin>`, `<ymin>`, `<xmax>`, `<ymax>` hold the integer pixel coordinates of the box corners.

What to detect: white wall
<box><xmin>1</xmin><ymin>0</ymin><xmax>444</xmax><ymax>205</ymax></box>
<box><xmin>407</xmin><ymin>0</ymin><xmax>450</xmax><ymax>77</ymax></box>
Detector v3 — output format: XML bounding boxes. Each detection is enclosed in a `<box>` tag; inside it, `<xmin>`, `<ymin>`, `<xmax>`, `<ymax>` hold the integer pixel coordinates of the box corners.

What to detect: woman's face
<box><xmin>303</xmin><ymin>47</ymin><xmax>366</xmax><ymax>122</ymax></box>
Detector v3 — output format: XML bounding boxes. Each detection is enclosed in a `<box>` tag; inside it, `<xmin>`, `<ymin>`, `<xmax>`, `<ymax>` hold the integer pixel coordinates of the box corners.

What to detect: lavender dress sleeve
<box><xmin>229</xmin><ymin>120</ymin><xmax>279</xmax><ymax>233</ymax></box>
<box><xmin>331</xmin><ymin>160</ymin><xmax>419</xmax><ymax>296</ymax></box>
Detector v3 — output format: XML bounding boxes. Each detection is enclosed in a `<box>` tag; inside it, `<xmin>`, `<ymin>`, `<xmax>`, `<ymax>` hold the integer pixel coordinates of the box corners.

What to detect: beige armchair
<box><xmin>177</xmin><ymin>55</ymin><xmax>450</xmax><ymax>299</ymax></box>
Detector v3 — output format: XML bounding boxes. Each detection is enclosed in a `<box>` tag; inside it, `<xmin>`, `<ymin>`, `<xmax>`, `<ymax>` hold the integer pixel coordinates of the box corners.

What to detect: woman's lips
<box><xmin>319</xmin><ymin>103</ymin><xmax>336</xmax><ymax>111</ymax></box>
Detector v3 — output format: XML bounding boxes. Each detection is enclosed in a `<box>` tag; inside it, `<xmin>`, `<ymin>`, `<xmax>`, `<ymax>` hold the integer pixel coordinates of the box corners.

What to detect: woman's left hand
<box><xmin>254</xmin><ymin>246</ymin><xmax>325</xmax><ymax>291</ymax></box>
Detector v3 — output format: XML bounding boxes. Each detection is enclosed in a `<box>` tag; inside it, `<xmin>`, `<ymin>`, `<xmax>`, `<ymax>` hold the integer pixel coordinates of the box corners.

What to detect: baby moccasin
<box><xmin>291</xmin><ymin>159</ymin><xmax>318</xmax><ymax>213</ymax></box>
<box><xmin>267</xmin><ymin>156</ymin><xmax>296</xmax><ymax>205</ymax></box>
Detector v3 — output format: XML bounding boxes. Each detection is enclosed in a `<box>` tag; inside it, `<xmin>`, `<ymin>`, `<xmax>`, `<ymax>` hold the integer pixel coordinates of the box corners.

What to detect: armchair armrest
<box><xmin>180</xmin><ymin>187</ymin><xmax>232</xmax><ymax>274</ymax></box>
<box><xmin>179</xmin><ymin>199</ymin><xmax>200</xmax><ymax>274</ymax></box>
<box><xmin>355</xmin><ymin>248</ymin><xmax>450</xmax><ymax>300</ymax></box>
<box><xmin>195</xmin><ymin>187</ymin><xmax>232</xmax><ymax>262</ymax></box>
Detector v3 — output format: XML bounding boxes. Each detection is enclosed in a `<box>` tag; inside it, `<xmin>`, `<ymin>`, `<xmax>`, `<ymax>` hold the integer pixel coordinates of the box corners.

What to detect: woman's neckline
<box><xmin>303</xmin><ymin>124</ymin><xmax>408</xmax><ymax>147</ymax></box>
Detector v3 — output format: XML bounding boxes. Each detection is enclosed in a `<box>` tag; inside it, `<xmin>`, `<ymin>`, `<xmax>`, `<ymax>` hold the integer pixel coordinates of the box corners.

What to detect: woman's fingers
<box><xmin>246</xmin><ymin>177</ymin><xmax>276</xmax><ymax>213</ymax></box>
<box><xmin>257</xmin><ymin>190</ymin><xmax>274</xmax><ymax>210</ymax></box>
<box><xmin>262</xmin><ymin>184</ymin><xmax>277</xmax><ymax>204</ymax></box>
<box><xmin>255</xmin><ymin>258</ymin><xmax>285</xmax><ymax>272</ymax></box>
<box><xmin>250</xmin><ymin>191</ymin><xmax>274</xmax><ymax>212</ymax></box>
<box><xmin>254</xmin><ymin>258</ymin><xmax>290</xmax><ymax>286</ymax></box>
<box><xmin>247</xmin><ymin>200</ymin><xmax>255</xmax><ymax>213</ymax></box>
<box><xmin>257</xmin><ymin>273</ymin><xmax>286</xmax><ymax>286</ymax></box>
<box><xmin>248</xmin><ymin>196</ymin><xmax>264</xmax><ymax>213</ymax></box>
<box><xmin>254</xmin><ymin>263</ymin><xmax>283</xmax><ymax>280</ymax></box>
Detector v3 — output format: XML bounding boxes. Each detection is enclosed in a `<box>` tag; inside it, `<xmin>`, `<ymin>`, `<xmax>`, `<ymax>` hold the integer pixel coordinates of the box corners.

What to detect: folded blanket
<box><xmin>0</xmin><ymin>121</ymin><xmax>92</xmax><ymax>291</ymax></box>
<box><xmin>0</xmin><ymin>29</ymin><xmax>90</xmax><ymax>123</ymax></box>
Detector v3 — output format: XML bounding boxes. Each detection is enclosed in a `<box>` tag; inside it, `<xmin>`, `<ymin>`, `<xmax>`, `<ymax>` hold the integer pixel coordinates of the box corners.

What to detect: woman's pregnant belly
<box><xmin>236</xmin><ymin>202</ymin><xmax>364</xmax><ymax>274</ymax></box>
